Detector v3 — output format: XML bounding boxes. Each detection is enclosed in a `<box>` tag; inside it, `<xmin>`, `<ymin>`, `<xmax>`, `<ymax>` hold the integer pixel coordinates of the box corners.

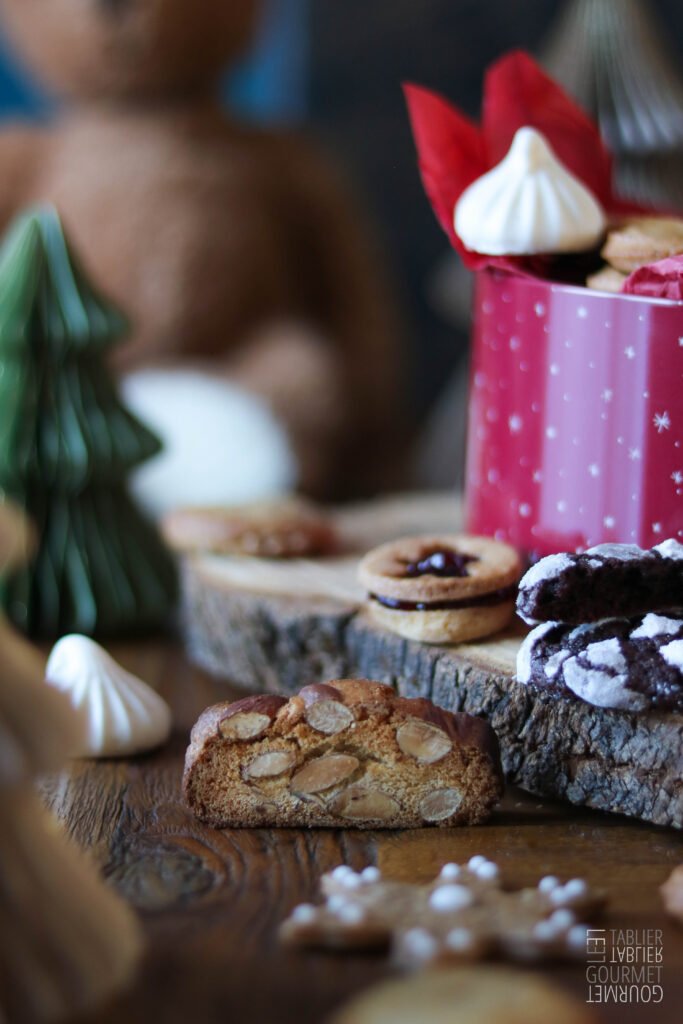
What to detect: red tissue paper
<box><xmin>622</xmin><ymin>256</ymin><xmax>683</xmax><ymax>301</ymax></box>
<box><xmin>404</xmin><ymin>50</ymin><xmax>637</xmax><ymax>271</ymax></box>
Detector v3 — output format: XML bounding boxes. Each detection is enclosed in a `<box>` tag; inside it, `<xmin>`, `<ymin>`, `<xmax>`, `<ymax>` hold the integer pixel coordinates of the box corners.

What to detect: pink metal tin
<box><xmin>465</xmin><ymin>269</ymin><xmax>683</xmax><ymax>556</ymax></box>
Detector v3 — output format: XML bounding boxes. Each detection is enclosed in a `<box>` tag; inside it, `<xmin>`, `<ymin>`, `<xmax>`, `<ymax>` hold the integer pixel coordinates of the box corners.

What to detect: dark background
<box><xmin>309</xmin><ymin>0</ymin><xmax>683</xmax><ymax>423</ymax></box>
<box><xmin>2</xmin><ymin>0</ymin><xmax>683</xmax><ymax>459</ymax></box>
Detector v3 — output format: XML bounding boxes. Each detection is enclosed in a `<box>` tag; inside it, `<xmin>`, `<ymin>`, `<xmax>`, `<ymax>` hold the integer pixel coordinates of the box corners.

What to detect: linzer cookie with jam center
<box><xmin>358</xmin><ymin>535</ymin><xmax>522</xmax><ymax>644</ymax></box>
<box><xmin>183</xmin><ymin>679</ymin><xmax>503</xmax><ymax>828</ymax></box>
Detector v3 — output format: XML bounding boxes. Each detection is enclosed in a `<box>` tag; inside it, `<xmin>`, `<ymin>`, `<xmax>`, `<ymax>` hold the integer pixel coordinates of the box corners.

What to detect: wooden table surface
<box><xmin>43</xmin><ymin>640</ymin><xmax>683</xmax><ymax>1024</ymax></box>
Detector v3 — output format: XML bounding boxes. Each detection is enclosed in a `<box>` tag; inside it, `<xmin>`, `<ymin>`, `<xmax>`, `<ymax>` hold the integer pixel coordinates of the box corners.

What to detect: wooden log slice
<box><xmin>178</xmin><ymin>494</ymin><xmax>683</xmax><ymax>829</ymax></box>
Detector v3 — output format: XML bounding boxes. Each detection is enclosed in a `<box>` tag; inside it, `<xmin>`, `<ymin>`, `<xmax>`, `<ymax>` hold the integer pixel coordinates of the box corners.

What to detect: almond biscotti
<box><xmin>183</xmin><ymin>679</ymin><xmax>503</xmax><ymax>828</ymax></box>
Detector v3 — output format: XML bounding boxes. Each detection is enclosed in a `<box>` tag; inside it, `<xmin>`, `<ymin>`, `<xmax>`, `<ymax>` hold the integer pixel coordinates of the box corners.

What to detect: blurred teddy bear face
<box><xmin>0</xmin><ymin>0</ymin><xmax>261</xmax><ymax>99</ymax></box>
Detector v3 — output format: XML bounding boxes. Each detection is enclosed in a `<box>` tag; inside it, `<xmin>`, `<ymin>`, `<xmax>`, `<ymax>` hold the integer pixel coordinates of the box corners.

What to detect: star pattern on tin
<box><xmin>654</xmin><ymin>411</ymin><xmax>671</xmax><ymax>433</ymax></box>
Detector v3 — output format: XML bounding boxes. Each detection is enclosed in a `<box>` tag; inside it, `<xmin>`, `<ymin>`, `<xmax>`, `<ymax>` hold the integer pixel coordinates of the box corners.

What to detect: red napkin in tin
<box><xmin>622</xmin><ymin>256</ymin><xmax>683</xmax><ymax>300</ymax></box>
<box><xmin>404</xmin><ymin>50</ymin><xmax>640</xmax><ymax>272</ymax></box>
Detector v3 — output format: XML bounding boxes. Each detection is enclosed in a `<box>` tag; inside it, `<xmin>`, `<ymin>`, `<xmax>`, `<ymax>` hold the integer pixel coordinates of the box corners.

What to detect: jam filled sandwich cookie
<box><xmin>183</xmin><ymin>679</ymin><xmax>503</xmax><ymax>829</ymax></box>
<box><xmin>358</xmin><ymin>535</ymin><xmax>522</xmax><ymax>644</ymax></box>
<box><xmin>162</xmin><ymin>497</ymin><xmax>337</xmax><ymax>558</ymax></box>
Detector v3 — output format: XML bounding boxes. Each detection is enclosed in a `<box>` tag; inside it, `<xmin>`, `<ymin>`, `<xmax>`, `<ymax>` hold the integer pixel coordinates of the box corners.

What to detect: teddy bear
<box><xmin>0</xmin><ymin>0</ymin><xmax>400</xmax><ymax>510</ymax></box>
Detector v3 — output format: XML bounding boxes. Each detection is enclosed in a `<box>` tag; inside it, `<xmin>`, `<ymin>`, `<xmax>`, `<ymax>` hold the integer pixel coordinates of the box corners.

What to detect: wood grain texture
<box><xmin>41</xmin><ymin>641</ymin><xmax>683</xmax><ymax>1024</ymax></box>
<box><xmin>177</xmin><ymin>495</ymin><xmax>683</xmax><ymax>829</ymax></box>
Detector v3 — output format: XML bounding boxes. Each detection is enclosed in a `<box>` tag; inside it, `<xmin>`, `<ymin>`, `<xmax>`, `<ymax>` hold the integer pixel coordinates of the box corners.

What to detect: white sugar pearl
<box><xmin>331</xmin><ymin>865</ymin><xmax>355</xmax><ymax>881</ymax></box>
<box><xmin>549</xmin><ymin>909</ymin><xmax>575</xmax><ymax>929</ymax></box>
<box><xmin>467</xmin><ymin>855</ymin><xmax>487</xmax><ymax>870</ymax></box>
<box><xmin>563</xmin><ymin>878</ymin><xmax>589</xmax><ymax>899</ymax></box>
<box><xmin>446</xmin><ymin>928</ymin><xmax>474</xmax><ymax>951</ymax></box>
<box><xmin>340</xmin><ymin>873</ymin><xmax>363</xmax><ymax>890</ymax></box>
<box><xmin>475</xmin><ymin>860</ymin><xmax>499</xmax><ymax>880</ymax></box>
<box><xmin>360</xmin><ymin>866</ymin><xmax>381</xmax><ymax>884</ymax></box>
<box><xmin>429</xmin><ymin>884</ymin><xmax>473</xmax><ymax>913</ymax></box>
<box><xmin>439</xmin><ymin>863</ymin><xmax>461</xmax><ymax>881</ymax></box>
<box><xmin>291</xmin><ymin>903</ymin><xmax>317</xmax><ymax>923</ymax></box>
<box><xmin>402</xmin><ymin>928</ymin><xmax>439</xmax><ymax>961</ymax></box>
<box><xmin>538</xmin><ymin>875</ymin><xmax>560</xmax><ymax>893</ymax></box>
<box><xmin>533</xmin><ymin>920</ymin><xmax>557</xmax><ymax>942</ymax></box>
<box><xmin>327</xmin><ymin>894</ymin><xmax>347</xmax><ymax>913</ymax></box>
<box><xmin>337</xmin><ymin>903</ymin><xmax>366</xmax><ymax>925</ymax></box>
<box><xmin>550</xmin><ymin>886</ymin><xmax>569</xmax><ymax>905</ymax></box>
<box><xmin>567</xmin><ymin>925</ymin><xmax>589</xmax><ymax>950</ymax></box>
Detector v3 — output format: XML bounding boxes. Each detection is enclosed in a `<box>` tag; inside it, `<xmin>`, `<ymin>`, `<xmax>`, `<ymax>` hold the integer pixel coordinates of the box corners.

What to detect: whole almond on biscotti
<box><xmin>291</xmin><ymin>755</ymin><xmax>360</xmax><ymax>795</ymax></box>
<box><xmin>300</xmin><ymin>683</ymin><xmax>355</xmax><ymax>734</ymax></box>
<box><xmin>396</xmin><ymin>719</ymin><xmax>453</xmax><ymax>763</ymax></box>
<box><xmin>218</xmin><ymin>695</ymin><xmax>287</xmax><ymax>741</ymax></box>
<box><xmin>243</xmin><ymin>750</ymin><xmax>297</xmax><ymax>779</ymax></box>
<box><xmin>332</xmin><ymin>784</ymin><xmax>400</xmax><ymax>822</ymax></box>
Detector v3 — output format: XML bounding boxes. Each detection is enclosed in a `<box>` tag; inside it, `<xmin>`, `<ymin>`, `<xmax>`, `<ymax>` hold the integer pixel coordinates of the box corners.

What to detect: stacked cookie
<box><xmin>358</xmin><ymin>534</ymin><xmax>521</xmax><ymax>645</ymax></box>
<box><xmin>516</xmin><ymin>540</ymin><xmax>683</xmax><ymax>713</ymax></box>
<box><xmin>587</xmin><ymin>215</ymin><xmax>683</xmax><ymax>293</ymax></box>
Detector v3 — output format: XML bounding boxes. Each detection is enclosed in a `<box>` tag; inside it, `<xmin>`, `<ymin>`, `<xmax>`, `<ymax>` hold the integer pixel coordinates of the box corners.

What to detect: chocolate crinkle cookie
<box><xmin>517</xmin><ymin>612</ymin><xmax>683</xmax><ymax>713</ymax></box>
<box><xmin>517</xmin><ymin>540</ymin><xmax>683</xmax><ymax>626</ymax></box>
<box><xmin>183</xmin><ymin>680</ymin><xmax>503</xmax><ymax>829</ymax></box>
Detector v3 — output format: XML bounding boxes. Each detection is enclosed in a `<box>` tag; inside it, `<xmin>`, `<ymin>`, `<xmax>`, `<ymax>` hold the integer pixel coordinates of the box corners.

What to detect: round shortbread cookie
<box><xmin>162</xmin><ymin>498</ymin><xmax>337</xmax><ymax>557</ymax></box>
<box><xmin>661</xmin><ymin>864</ymin><xmax>683</xmax><ymax>924</ymax></box>
<box><xmin>329</xmin><ymin>968</ymin><xmax>597</xmax><ymax>1024</ymax></box>
<box><xmin>601</xmin><ymin>215</ymin><xmax>683</xmax><ymax>274</ymax></box>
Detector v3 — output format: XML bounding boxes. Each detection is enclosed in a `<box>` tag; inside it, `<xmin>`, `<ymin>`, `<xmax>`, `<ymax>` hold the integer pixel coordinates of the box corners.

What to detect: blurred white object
<box><xmin>46</xmin><ymin>635</ymin><xmax>172</xmax><ymax>758</ymax></box>
<box><xmin>455</xmin><ymin>126</ymin><xmax>606</xmax><ymax>255</ymax></box>
<box><xmin>121</xmin><ymin>368</ymin><xmax>297</xmax><ymax>518</ymax></box>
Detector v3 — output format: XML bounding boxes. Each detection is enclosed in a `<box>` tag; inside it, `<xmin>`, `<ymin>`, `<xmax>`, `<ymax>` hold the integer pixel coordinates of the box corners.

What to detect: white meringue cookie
<box><xmin>454</xmin><ymin>127</ymin><xmax>606</xmax><ymax>255</ymax></box>
<box><xmin>45</xmin><ymin>635</ymin><xmax>172</xmax><ymax>758</ymax></box>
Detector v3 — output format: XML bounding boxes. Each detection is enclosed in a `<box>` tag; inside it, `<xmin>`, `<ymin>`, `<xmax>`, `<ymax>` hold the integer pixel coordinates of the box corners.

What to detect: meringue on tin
<box><xmin>454</xmin><ymin>126</ymin><xmax>606</xmax><ymax>256</ymax></box>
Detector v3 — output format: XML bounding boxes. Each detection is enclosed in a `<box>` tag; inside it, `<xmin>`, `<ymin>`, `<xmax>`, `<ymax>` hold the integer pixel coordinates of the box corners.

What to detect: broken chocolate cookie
<box><xmin>183</xmin><ymin>680</ymin><xmax>503</xmax><ymax>828</ymax></box>
<box><xmin>517</xmin><ymin>540</ymin><xmax>683</xmax><ymax>626</ymax></box>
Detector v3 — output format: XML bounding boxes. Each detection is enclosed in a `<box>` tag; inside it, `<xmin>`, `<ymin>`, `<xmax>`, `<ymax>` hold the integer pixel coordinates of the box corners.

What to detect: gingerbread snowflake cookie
<box><xmin>280</xmin><ymin>859</ymin><xmax>605</xmax><ymax>966</ymax></box>
<box><xmin>162</xmin><ymin>497</ymin><xmax>337</xmax><ymax>557</ymax></box>
<box><xmin>517</xmin><ymin>613</ymin><xmax>683</xmax><ymax>713</ymax></box>
<box><xmin>183</xmin><ymin>680</ymin><xmax>503</xmax><ymax>828</ymax></box>
<box><xmin>358</xmin><ymin>535</ymin><xmax>522</xmax><ymax>644</ymax></box>
<box><xmin>517</xmin><ymin>540</ymin><xmax>683</xmax><ymax>626</ymax></box>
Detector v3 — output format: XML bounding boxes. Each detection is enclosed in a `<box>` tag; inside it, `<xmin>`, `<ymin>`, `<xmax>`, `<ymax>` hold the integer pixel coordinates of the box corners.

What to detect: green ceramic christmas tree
<box><xmin>0</xmin><ymin>207</ymin><xmax>176</xmax><ymax>636</ymax></box>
